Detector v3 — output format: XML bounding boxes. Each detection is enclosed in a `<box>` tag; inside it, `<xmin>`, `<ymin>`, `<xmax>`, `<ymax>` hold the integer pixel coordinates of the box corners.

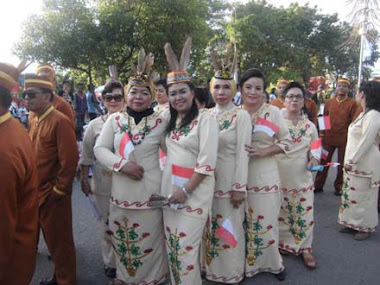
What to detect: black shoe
<box><xmin>39</xmin><ymin>277</ymin><xmax>58</xmax><ymax>285</ymax></box>
<box><xmin>104</xmin><ymin>265</ymin><xmax>117</xmax><ymax>278</ymax></box>
<box><xmin>314</xmin><ymin>188</ymin><xmax>324</xmax><ymax>193</ymax></box>
<box><xmin>274</xmin><ymin>269</ymin><xmax>286</xmax><ymax>281</ymax></box>
<box><xmin>334</xmin><ymin>190</ymin><xmax>342</xmax><ymax>196</ymax></box>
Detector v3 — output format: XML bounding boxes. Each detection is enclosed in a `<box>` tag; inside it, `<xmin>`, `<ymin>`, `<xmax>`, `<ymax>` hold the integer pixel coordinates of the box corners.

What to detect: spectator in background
<box><xmin>73</xmin><ymin>82</ymin><xmax>88</xmax><ymax>141</ymax></box>
<box><xmin>153</xmin><ymin>78</ymin><xmax>169</xmax><ymax>114</ymax></box>
<box><xmin>194</xmin><ymin>86</ymin><xmax>213</xmax><ymax>109</ymax></box>
<box><xmin>269</xmin><ymin>87</ymin><xmax>277</xmax><ymax>102</ymax></box>
<box><xmin>234</xmin><ymin>84</ymin><xmax>242</xmax><ymax>105</ymax></box>
<box><xmin>86</xmin><ymin>84</ymin><xmax>98</xmax><ymax>121</ymax></box>
<box><xmin>58</xmin><ymin>80</ymin><xmax>74</xmax><ymax>105</ymax></box>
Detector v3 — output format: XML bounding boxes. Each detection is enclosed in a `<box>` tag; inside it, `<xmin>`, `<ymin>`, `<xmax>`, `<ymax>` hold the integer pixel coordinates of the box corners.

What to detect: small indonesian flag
<box><xmin>171</xmin><ymin>164</ymin><xmax>194</xmax><ymax>187</ymax></box>
<box><xmin>119</xmin><ymin>133</ymin><xmax>134</xmax><ymax>159</ymax></box>
<box><xmin>254</xmin><ymin>117</ymin><xmax>279</xmax><ymax>137</ymax></box>
<box><xmin>159</xmin><ymin>149</ymin><xmax>167</xmax><ymax>170</ymax></box>
<box><xmin>216</xmin><ymin>218</ymin><xmax>238</xmax><ymax>248</ymax></box>
<box><xmin>318</xmin><ymin>116</ymin><xmax>331</xmax><ymax>130</ymax></box>
<box><xmin>310</xmin><ymin>138</ymin><xmax>322</xmax><ymax>159</ymax></box>
<box><xmin>325</xmin><ymin>162</ymin><xmax>340</xmax><ymax>167</ymax></box>
<box><xmin>321</xmin><ymin>148</ymin><xmax>329</xmax><ymax>160</ymax></box>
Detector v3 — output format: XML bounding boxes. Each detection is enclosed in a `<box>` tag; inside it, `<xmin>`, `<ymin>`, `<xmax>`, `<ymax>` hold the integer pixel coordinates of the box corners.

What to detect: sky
<box><xmin>0</xmin><ymin>0</ymin><xmax>378</xmax><ymax>74</ymax></box>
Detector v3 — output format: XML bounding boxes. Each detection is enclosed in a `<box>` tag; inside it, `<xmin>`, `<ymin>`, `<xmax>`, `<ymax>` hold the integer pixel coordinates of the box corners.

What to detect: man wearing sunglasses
<box><xmin>0</xmin><ymin>62</ymin><xmax>39</xmax><ymax>285</ymax></box>
<box><xmin>24</xmin><ymin>73</ymin><xmax>78</xmax><ymax>285</ymax></box>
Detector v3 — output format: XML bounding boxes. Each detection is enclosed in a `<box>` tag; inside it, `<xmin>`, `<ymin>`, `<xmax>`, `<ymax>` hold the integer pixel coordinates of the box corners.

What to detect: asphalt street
<box><xmin>32</xmin><ymin>166</ymin><xmax>380</xmax><ymax>285</ymax></box>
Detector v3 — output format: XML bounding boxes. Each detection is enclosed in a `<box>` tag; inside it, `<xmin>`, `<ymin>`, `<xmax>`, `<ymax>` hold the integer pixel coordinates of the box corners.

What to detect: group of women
<box><xmin>80</xmin><ymin>38</ymin><xmax>380</xmax><ymax>285</ymax></box>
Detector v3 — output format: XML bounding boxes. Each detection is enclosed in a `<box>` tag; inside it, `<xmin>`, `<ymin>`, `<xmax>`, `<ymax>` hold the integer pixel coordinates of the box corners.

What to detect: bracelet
<box><xmin>181</xmin><ymin>187</ymin><xmax>191</xmax><ymax>199</ymax></box>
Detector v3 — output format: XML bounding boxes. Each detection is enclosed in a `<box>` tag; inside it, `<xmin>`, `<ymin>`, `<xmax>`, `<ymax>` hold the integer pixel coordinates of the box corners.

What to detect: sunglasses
<box><xmin>23</xmin><ymin>91</ymin><xmax>41</xmax><ymax>99</ymax></box>
<box><xmin>103</xmin><ymin>94</ymin><xmax>124</xmax><ymax>102</ymax></box>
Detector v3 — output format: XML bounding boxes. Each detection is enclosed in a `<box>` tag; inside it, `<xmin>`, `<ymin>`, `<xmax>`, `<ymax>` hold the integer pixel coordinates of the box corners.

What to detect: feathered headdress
<box><xmin>164</xmin><ymin>37</ymin><xmax>192</xmax><ymax>85</ymax></box>
<box><xmin>210</xmin><ymin>44</ymin><xmax>237</xmax><ymax>80</ymax></box>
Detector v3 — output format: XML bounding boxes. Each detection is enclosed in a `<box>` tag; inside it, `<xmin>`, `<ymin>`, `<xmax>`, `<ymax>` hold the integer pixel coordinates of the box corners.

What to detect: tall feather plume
<box><xmin>224</xmin><ymin>45</ymin><xmax>233</xmax><ymax>67</ymax></box>
<box><xmin>232</xmin><ymin>44</ymin><xmax>238</xmax><ymax>73</ymax></box>
<box><xmin>143</xmin><ymin>53</ymin><xmax>154</xmax><ymax>74</ymax></box>
<box><xmin>164</xmin><ymin>43</ymin><xmax>179</xmax><ymax>71</ymax></box>
<box><xmin>108</xmin><ymin>65</ymin><xmax>118</xmax><ymax>79</ymax></box>
<box><xmin>151</xmin><ymin>71</ymin><xmax>160</xmax><ymax>83</ymax></box>
<box><xmin>179</xmin><ymin>37</ymin><xmax>192</xmax><ymax>70</ymax></box>
<box><xmin>210</xmin><ymin>50</ymin><xmax>221</xmax><ymax>71</ymax></box>
<box><xmin>137</xmin><ymin>48</ymin><xmax>146</xmax><ymax>73</ymax></box>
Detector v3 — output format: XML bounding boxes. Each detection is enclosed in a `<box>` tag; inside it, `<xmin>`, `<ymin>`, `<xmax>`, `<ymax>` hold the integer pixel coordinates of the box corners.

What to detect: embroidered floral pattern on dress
<box><xmin>171</xmin><ymin>120</ymin><xmax>198</xmax><ymax>141</ymax></box>
<box><xmin>339</xmin><ymin>177</ymin><xmax>358</xmax><ymax>213</ymax></box>
<box><xmin>278</xmin><ymin>193</ymin><xmax>314</xmax><ymax>245</ymax></box>
<box><xmin>108</xmin><ymin>218</ymin><xmax>153</xmax><ymax>277</ymax></box>
<box><xmin>165</xmin><ymin>227</ymin><xmax>195</xmax><ymax>284</ymax></box>
<box><xmin>286</xmin><ymin>116</ymin><xmax>310</xmax><ymax>143</ymax></box>
<box><xmin>245</xmin><ymin>208</ymin><xmax>275</xmax><ymax>266</ymax></box>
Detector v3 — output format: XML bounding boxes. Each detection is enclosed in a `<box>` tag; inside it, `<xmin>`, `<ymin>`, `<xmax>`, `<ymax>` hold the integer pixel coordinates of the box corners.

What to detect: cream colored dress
<box><xmin>204</xmin><ymin>103</ymin><xmax>251</xmax><ymax>283</ymax></box>
<box><xmin>277</xmin><ymin>116</ymin><xmax>319</xmax><ymax>255</ymax></box>
<box><xmin>338</xmin><ymin>110</ymin><xmax>380</xmax><ymax>232</ymax></box>
<box><xmin>94</xmin><ymin>110</ymin><xmax>169</xmax><ymax>284</ymax></box>
<box><xmin>161</xmin><ymin>109</ymin><xmax>218</xmax><ymax>285</ymax></box>
<box><xmin>81</xmin><ymin>115</ymin><xmax>115</xmax><ymax>268</ymax></box>
<box><xmin>244</xmin><ymin>103</ymin><xmax>291</xmax><ymax>277</ymax></box>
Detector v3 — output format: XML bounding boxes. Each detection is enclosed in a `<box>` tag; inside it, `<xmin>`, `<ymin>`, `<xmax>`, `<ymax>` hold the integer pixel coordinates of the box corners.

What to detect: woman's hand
<box><xmin>307</xmin><ymin>157</ymin><xmax>319</xmax><ymax>168</ymax></box>
<box><xmin>245</xmin><ymin>144</ymin><xmax>268</xmax><ymax>157</ymax></box>
<box><xmin>344</xmin><ymin>163</ymin><xmax>353</xmax><ymax>172</ymax></box>
<box><xmin>81</xmin><ymin>177</ymin><xmax>93</xmax><ymax>196</ymax></box>
<box><xmin>120</xmin><ymin>161</ymin><xmax>144</xmax><ymax>180</ymax></box>
<box><xmin>230</xmin><ymin>191</ymin><xmax>245</xmax><ymax>209</ymax></box>
<box><xmin>169</xmin><ymin>186</ymin><xmax>187</xmax><ymax>204</ymax></box>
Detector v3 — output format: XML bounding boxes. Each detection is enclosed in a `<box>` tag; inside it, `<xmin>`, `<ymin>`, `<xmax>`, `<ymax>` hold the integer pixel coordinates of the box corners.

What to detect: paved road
<box><xmin>32</xmin><ymin>166</ymin><xmax>380</xmax><ymax>285</ymax></box>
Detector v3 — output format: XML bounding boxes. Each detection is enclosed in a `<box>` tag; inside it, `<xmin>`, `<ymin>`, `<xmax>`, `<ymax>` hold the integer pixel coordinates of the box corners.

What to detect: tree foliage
<box><xmin>14</xmin><ymin>0</ymin><xmax>379</xmax><ymax>87</ymax></box>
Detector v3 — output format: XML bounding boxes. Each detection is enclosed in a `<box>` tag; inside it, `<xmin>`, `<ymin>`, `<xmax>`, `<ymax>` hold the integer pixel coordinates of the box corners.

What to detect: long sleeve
<box><xmin>94</xmin><ymin>115</ymin><xmax>128</xmax><ymax>172</ymax></box>
<box><xmin>351</xmin><ymin>111</ymin><xmax>380</xmax><ymax>164</ymax></box>
<box><xmin>54</xmin><ymin>118</ymin><xmax>79</xmax><ymax>195</ymax></box>
<box><xmin>273</xmin><ymin>109</ymin><xmax>291</xmax><ymax>153</ymax></box>
<box><xmin>80</xmin><ymin>121</ymin><xmax>96</xmax><ymax>166</ymax></box>
<box><xmin>231</xmin><ymin>110</ymin><xmax>252</xmax><ymax>192</ymax></box>
<box><xmin>195</xmin><ymin>113</ymin><xmax>218</xmax><ymax>176</ymax></box>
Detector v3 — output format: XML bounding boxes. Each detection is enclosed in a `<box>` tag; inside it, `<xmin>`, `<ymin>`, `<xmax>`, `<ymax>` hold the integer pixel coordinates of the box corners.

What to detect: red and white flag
<box><xmin>318</xmin><ymin>116</ymin><xmax>331</xmax><ymax>130</ymax></box>
<box><xmin>171</xmin><ymin>164</ymin><xmax>194</xmax><ymax>187</ymax></box>
<box><xmin>254</xmin><ymin>117</ymin><xmax>279</xmax><ymax>137</ymax></box>
<box><xmin>119</xmin><ymin>133</ymin><xmax>134</xmax><ymax>159</ymax></box>
<box><xmin>325</xmin><ymin>162</ymin><xmax>340</xmax><ymax>167</ymax></box>
<box><xmin>216</xmin><ymin>218</ymin><xmax>238</xmax><ymax>248</ymax></box>
<box><xmin>310</xmin><ymin>138</ymin><xmax>322</xmax><ymax>159</ymax></box>
<box><xmin>159</xmin><ymin>149</ymin><xmax>167</xmax><ymax>170</ymax></box>
<box><xmin>321</xmin><ymin>148</ymin><xmax>329</xmax><ymax>160</ymax></box>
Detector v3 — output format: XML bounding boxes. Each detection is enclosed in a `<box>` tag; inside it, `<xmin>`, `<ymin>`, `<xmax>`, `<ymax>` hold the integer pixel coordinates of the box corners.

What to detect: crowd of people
<box><xmin>1</xmin><ymin>37</ymin><xmax>380</xmax><ymax>285</ymax></box>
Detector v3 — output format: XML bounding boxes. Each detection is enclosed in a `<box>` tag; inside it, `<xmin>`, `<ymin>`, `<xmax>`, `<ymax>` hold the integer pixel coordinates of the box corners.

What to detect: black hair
<box><xmin>155</xmin><ymin>78</ymin><xmax>167</xmax><ymax>89</ymax></box>
<box><xmin>101</xmin><ymin>81</ymin><xmax>124</xmax><ymax>97</ymax></box>
<box><xmin>284</xmin><ymin>81</ymin><xmax>312</xmax><ymax>121</ymax></box>
<box><xmin>360</xmin><ymin>80</ymin><xmax>380</xmax><ymax>112</ymax></box>
<box><xmin>0</xmin><ymin>86</ymin><xmax>12</xmax><ymax>109</ymax></box>
<box><xmin>194</xmin><ymin>86</ymin><xmax>210</xmax><ymax>106</ymax></box>
<box><xmin>62</xmin><ymin>80</ymin><xmax>70</xmax><ymax>85</ymax></box>
<box><xmin>239</xmin><ymin>68</ymin><xmax>267</xmax><ymax>90</ymax></box>
<box><xmin>166</xmin><ymin>82</ymin><xmax>199</xmax><ymax>134</ymax></box>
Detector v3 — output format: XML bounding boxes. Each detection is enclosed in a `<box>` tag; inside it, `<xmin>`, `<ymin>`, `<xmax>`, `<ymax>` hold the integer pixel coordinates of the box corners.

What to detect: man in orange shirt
<box><xmin>315</xmin><ymin>77</ymin><xmax>357</xmax><ymax>195</ymax></box>
<box><xmin>0</xmin><ymin>62</ymin><xmax>39</xmax><ymax>284</ymax></box>
<box><xmin>25</xmin><ymin>72</ymin><xmax>78</xmax><ymax>285</ymax></box>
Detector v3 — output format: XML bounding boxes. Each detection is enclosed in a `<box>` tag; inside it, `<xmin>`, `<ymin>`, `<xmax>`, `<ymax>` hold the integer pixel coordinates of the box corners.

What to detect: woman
<box><xmin>338</xmin><ymin>80</ymin><xmax>380</xmax><ymax>241</ymax></box>
<box><xmin>277</xmin><ymin>81</ymin><xmax>319</xmax><ymax>269</ymax></box>
<box><xmin>154</xmin><ymin>77</ymin><xmax>169</xmax><ymax>114</ymax></box>
<box><xmin>80</xmin><ymin>79</ymin><xmax>125</xmax><ymax>278</ymax></box>
<box><xmin>204</xmin><ymin>52</ymin><xmax>251</xmax><ymax>284</ymax></box>
<box><xmin>242</xmin><ymin>68</ymin><xmax>291</xmax><ymax>280</ymax></box>
<box><xmin>161</xmin><ymin>37</ymin><xmax>218</xmax><ymax>285</ymax></box>
<box><xmin>94</xmin><ymin>49</ymin><xmax>169</xmax><ymax>284</ymax></box>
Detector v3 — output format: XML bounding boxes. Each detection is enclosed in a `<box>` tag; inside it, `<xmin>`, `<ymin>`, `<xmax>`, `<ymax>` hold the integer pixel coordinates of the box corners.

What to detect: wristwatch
<box><xmin>181</xmin><ymin>187</ymin><xmax>191</xmax><ymax>199</ymax></box>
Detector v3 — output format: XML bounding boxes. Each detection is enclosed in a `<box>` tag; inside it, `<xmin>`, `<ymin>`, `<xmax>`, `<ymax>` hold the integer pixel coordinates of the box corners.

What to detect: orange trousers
<box><xmin>315</xmin><ymin>141</ymin><xmax>346</xmax><ymax>191</ymax></box>
<box><xmin>39</xmin><ymin>193</ymin><xmax>76</xmax><ymax>285</ymax></box>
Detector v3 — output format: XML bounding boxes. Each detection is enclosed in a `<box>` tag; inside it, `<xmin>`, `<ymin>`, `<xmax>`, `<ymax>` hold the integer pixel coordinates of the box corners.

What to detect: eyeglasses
<box><xmin>285</xmin><ymin>95</ymin><xmax>304</xmax><ymax>100</ymax></box>
<box><xmin>103</xmin><ymin>94</ymin><xmax>124</xmax><ymax>102</ymax></box>
<box><xmin>23</xmin><ymin>91</ymin><xmax>41</xmax><ymax>99</ymax></box>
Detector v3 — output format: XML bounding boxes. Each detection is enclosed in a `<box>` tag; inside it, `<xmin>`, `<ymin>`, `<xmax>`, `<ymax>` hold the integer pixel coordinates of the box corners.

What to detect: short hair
<box><xmin>194</xmin><ymin>86</ymin><xmax>210</xmax><ymax>106</ymax></box>
<box><xmin>155</xmin><ymin>78</ymin><xmax>167</xmax><ymax>89</ymax></box>
<box><xmin>360</xmin><ymin>80</ymin><xmax>380</xmax><ymax>112</ymax></box>
<box><xmin>284</xmin><ymin>81</ymin><xmax>306</xmax><ymax>97</ymax></box>
<box><xmin>239</xmin><ymin>68</ymin><xmax>267</xmax><ymax>90</ymax></box>
<box><xmin>0</xmin><ymin>86</ymin><xmax>12</xmax><ymax>109</ymax></box>
<box><xmin>101</xmin><ymin>81</ymin><xmax>124</xmax><ymax>97</ymax></box>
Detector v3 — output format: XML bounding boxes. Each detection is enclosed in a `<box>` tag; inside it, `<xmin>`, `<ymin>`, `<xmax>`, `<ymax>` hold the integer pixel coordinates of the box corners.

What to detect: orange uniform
<box><xmin>29</xmin><ymin>106</ymin><xmax>78</xmax><ymax>285</ymax></box>
<box><xmin>315</xmin><ymin>97</ymin><xmax>357</xmax><ymax>191</ymax></box>
<box><xmin>270</xmin><ymin>97</ymin><xmax>284</xmax><ymax>110</ymax></box>
<box><xmin>0</xmin><ymin>113</ymin><xmax>39</xmax><ymax>285</ymax></box>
